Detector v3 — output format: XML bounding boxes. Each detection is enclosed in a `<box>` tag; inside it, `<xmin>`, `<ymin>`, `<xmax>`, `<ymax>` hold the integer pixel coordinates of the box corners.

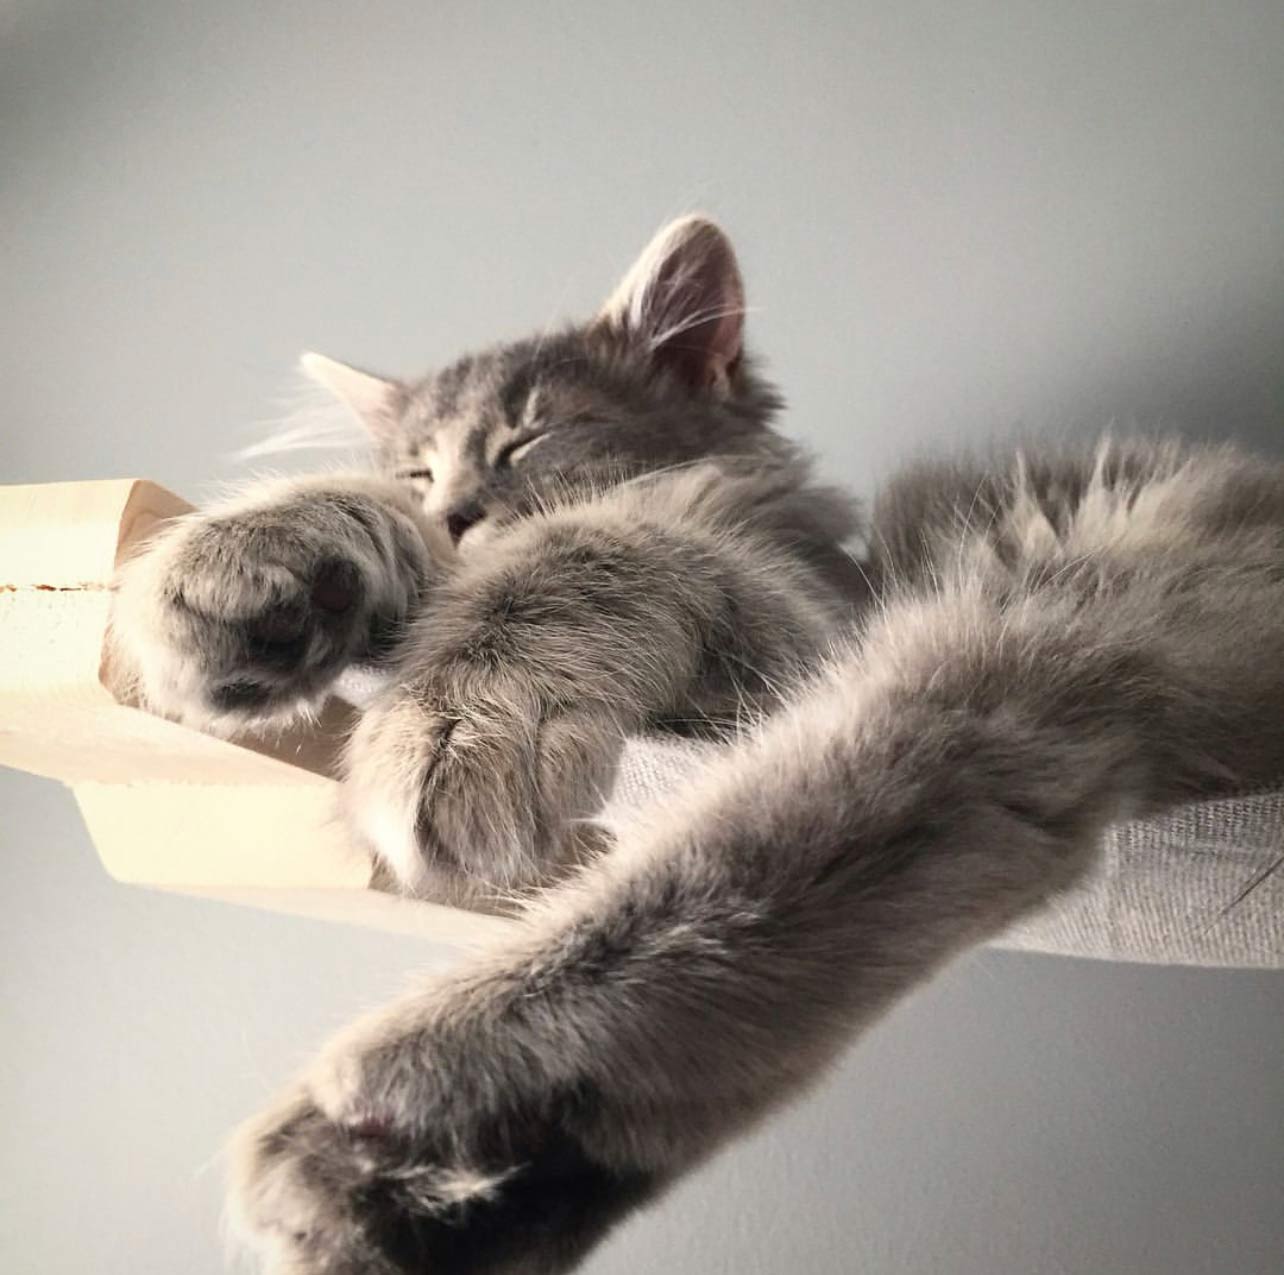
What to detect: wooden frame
<box><xmin>0</xmin><ymin>479</ymin><xmax>509</xmax><ymax>945</ymax></box>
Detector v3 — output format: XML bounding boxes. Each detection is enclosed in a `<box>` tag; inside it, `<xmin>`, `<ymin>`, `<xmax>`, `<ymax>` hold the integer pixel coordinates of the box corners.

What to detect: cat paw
<box><xmin>226</xmin><ymin>1090</ymin><xmax>379</xmax><ymax>1274</ymax></box>
<box><xmin>227</xmin><ymin>999</ymin><xmax>655</xmax><ymax>1274</ymax></box>
<box><xmin>226</xmin><ymin>1084</ymin><xmax>504</xmax><ymax>1275</ymax></box>
<box><xmin>341</xmin><ymin>690</ymin><xmax>617</xmax><ymax>902</ymax></box>
<box><xmin>111</xmin><ymin>483</ymin><xmax>432</xmax><ymax>734</ymax></box>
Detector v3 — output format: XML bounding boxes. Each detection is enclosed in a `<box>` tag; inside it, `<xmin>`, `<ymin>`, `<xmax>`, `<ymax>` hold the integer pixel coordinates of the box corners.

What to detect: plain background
<box><xmin>2</xmin><ymin>3</ymin><xmax>1282</xmax><ymax>1272</ymax></box>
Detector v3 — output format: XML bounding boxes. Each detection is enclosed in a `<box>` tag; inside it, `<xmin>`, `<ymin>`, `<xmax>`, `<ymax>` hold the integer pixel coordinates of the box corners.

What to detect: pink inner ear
<box><xmin>648</xmin><ymin>233</ymin><xmax>745</xmax><ymax>390</ymax></box>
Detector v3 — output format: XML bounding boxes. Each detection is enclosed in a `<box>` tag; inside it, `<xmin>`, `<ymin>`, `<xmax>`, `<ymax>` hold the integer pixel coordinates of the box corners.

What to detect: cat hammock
<box><xmin>2</xmin><ymin>479</ymin><xmax>1281</xmax><ymax>968</ymax></box>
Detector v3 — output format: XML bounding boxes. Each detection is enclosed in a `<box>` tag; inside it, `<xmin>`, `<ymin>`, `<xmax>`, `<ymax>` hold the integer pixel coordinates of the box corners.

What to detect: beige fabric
<box><xmin>606</xmin><ymin>738</ymin><xmax>1284</xmax><ymax>970</ymax></box>
<box><xmin>993</xmin><ymin>791</ymin><xmax>1284</xmax><ymax>967</ymax></box>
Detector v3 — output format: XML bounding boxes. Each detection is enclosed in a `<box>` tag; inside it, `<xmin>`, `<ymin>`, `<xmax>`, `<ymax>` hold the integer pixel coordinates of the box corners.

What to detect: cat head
<box><xmin>303</xmin><ymin>216</ymin><xmax>787</xmax><ymax>548</ymax></box>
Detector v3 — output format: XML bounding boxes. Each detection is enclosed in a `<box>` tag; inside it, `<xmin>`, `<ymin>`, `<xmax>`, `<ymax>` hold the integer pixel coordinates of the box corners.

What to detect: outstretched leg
<box><xmin>228</xmin><ymin>445</ymin><xmax>1284</xmax><ymax>1273</ymax></box>
<box><xmin>227</xmin><ymin>536</ymin><xmax>1284</xmax><ymax>1274</ymax></box>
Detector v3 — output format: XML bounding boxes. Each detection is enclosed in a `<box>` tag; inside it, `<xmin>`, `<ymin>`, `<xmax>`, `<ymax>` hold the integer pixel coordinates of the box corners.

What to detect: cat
<box><xmin>111</xmin><ymin>216</ymin><xmax>868</xmax><ymax>908</ymax></box>
<box><xmin>108</xmin><ymin>217</ymin><xmax>1284</xmax><ymax>1274</ymax></box>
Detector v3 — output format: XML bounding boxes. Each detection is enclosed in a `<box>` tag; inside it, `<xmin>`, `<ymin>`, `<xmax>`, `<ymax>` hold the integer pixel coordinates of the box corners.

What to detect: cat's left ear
<box><xmin>597</xmin><ymin>215</ymin><xmax>745</xmax><ymax>393</ymax></box>
<box><xmin>300</xmin><ymin>352</ymin><xmax>402</xmax><ymax>436</ymax></box>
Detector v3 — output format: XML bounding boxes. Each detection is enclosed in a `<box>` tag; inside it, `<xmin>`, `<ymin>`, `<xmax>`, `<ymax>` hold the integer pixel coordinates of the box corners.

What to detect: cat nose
<box><xmin>444</xmin><ymin>502</ymin><xmax>485</xmax><ymax>544</ymax></box>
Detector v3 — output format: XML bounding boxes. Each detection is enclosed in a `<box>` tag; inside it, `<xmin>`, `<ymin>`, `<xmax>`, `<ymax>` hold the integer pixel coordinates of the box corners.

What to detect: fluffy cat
<box><xmin>109</xmin><ymin>217</ymin><xmax>1284</xmax><ymax>1273</ymax></box>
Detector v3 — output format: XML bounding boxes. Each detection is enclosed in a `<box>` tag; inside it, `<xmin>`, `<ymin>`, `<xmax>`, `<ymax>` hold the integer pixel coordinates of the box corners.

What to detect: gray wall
<box><xmin>2</xmin><ymin>3</ymin><xmax>1282</xmax><ymax>1272</ymax></box>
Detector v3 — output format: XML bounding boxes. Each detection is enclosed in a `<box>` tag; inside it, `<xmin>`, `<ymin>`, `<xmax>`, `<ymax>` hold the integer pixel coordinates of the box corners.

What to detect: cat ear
<box><xmin>299</xmin><ymin>351</ymin><xmax>401</xmax><ymax>435</ymax></box>
<box><xmin>597</xmin><ymin>215</ymin><xmax>745</xmax><ymax>392</ymax></box>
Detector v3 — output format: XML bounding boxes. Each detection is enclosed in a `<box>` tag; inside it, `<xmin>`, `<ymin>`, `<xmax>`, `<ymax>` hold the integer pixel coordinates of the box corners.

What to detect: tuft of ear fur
<box><xmin>598</xmin><ymin>216</ymin><xmax>746</xmax><ymax>392</ymax></box>
<box><xmin>300</xmin><ymin>351</ymin><xmax>402</xmax><ymax>436</ymax></box>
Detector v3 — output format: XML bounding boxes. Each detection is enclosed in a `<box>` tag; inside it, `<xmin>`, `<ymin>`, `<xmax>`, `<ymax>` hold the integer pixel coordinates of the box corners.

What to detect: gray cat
<box><xmin>109</xmin><ymin>217</ymin><xmax>1284</xmax><ymax>1274</ymax></box>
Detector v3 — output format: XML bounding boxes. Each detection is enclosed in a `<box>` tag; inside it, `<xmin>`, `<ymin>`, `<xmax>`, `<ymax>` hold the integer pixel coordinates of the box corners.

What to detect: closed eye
<box><xmin>495</xmin><ymin>432</ymin><xmax>549</xmax><ymax>468</ymax></box>
<box><xmin>396</xmin><ymin>467</ymin><xmax>434</xmax><ymax>483</ymax></box>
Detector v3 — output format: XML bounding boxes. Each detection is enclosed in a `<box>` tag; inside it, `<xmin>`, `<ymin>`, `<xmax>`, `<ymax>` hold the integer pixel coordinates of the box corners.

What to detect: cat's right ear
<box><xmin>300</xmin><ymin>352</ymin><xmax>403</xmax><ymax>437</ymax></box>
<box><xmin>596</xmin><ymin>216</ymin><xmax>746</xmax><ymax>394</ymax></box>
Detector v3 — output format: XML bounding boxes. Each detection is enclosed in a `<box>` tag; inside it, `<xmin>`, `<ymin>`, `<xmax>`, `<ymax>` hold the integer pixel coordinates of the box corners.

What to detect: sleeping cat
<box><xmin>110</xmin><ymin>217</ymin><xmax>1284</xmax><ymax>1274</ymax></box>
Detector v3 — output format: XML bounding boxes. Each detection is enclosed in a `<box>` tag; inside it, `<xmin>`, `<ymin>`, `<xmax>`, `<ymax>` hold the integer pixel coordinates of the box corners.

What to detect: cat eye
<box><xmin>495</xmin><ymin>432</ymin><xmax>549</xmax><ymax>469</ymax></box>
<box><xmin>397</xmin><ymin>467</ymin><xmax>434</xmax><ymax>483</ymax></box>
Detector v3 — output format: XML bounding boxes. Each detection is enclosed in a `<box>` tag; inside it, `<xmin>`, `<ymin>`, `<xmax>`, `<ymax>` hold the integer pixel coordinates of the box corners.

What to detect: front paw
<box><xmin>341</xmin><ymin>691</ymin><xmax>616</xmax><ymax>902</ymax></box>
<box><xmin>111</xmin><ymin>484</ymin><xmax>430</xmax><ymax>733</ymax></box>
<box><xmin>226</xmin><ymin>1085</ymin><xmax>507</xmax><ymax>1275</ymax></box>
<box><xmin>228</xmin><ymin>1017</ymin><xmax>655</xmax><ymax>1274</ymax></box>
<box><xmin>226</xmin><ymin>1089</ymin><xmax>383</xmax><ymax>1274</ymax></box>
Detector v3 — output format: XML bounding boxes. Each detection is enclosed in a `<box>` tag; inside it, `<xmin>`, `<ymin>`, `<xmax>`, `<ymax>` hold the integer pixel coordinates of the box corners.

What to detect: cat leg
<box><xmin>228</xmin><ymin>577</ymin><xmax>1207</xmax><ymax>1274</ymax></box>
<box><xmin>344</xmin><ymin>694</ymin><xmax>623</xmax><ymax>906</ymax></box>
<box><xmin>340</xmin><ymin>507</ymin><xmax>832</xmax><ymax>903</ymax></box>
<box><xmin>110</xmin><ymin>476</ymin><xmax>443</xmax><ymax>735</ymax></box>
